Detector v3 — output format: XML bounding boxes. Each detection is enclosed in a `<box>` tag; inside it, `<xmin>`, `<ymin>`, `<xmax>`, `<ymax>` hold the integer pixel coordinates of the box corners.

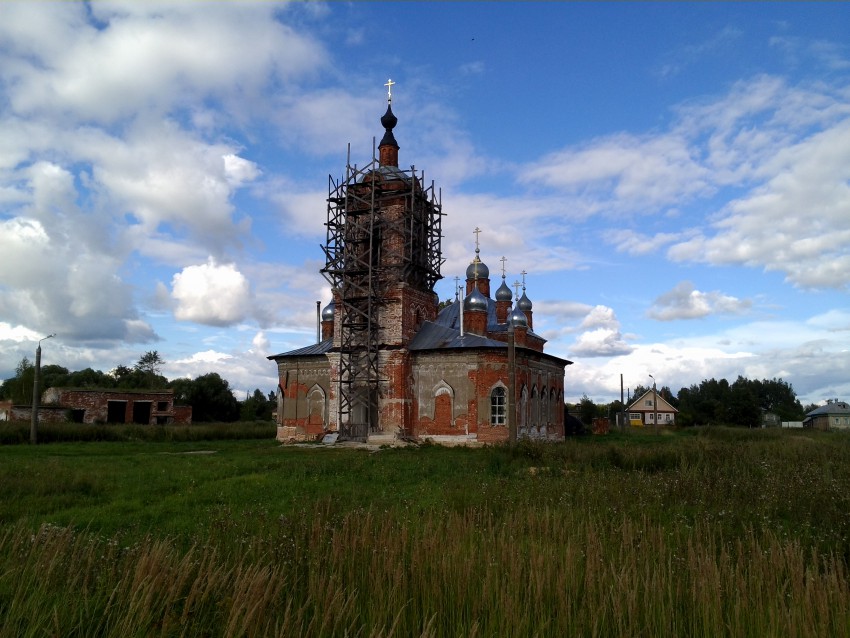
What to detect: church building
<box><xmin>269</xmin><ymin>84</ymin><xmax>571</xmax><ymax>444</ymax></box>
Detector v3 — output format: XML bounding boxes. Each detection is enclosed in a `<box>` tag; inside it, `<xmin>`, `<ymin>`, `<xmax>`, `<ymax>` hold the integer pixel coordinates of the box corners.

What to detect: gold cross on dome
<box><xmin>473</xmin><ymin>226</ymin><xmax>481</xmax><ymax>252</ymax></box>
<box><xmin>500</xmin><ymin>256</ymin><xmax>507</xmax><ymax>279</ymax></box>
<box><xmin>513</xmin><ymin>280</ymin><xmax>522</xmax><ymax>300</ymax></box>
<box><xmin>384</xmin><ymin>78</ymin><xmax>395</xmax><ymax>103</ymax></box>
<box><xmin>521</xmin><ymin>269</ymin><xmax>528</xmax><ymax>289</ymax></box>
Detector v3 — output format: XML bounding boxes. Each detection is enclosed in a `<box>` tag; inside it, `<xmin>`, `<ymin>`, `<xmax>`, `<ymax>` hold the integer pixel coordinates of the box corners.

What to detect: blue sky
<box><xmin>1</xmin><ymin>2</ymin><xmax>848</xmax><ymax>405</ymax></box>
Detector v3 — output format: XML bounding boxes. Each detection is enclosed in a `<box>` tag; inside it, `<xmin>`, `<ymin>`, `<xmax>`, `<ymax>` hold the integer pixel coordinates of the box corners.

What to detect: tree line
<box><xmin>569</xmin><ymin>376</ymin><xmax>808</xmax><ymax>428</ymax></box>
<box><xmin>1</xmin><ymin>351</ymin><xmax>276</xmax><ymax>423</ymax></box>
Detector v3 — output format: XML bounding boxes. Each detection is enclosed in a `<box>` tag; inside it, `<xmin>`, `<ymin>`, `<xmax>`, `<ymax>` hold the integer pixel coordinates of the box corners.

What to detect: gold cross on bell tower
<box><xmin>384</xmin><ymin>78</ymin><xmax>395</xmax><ymax>104</ymax></box>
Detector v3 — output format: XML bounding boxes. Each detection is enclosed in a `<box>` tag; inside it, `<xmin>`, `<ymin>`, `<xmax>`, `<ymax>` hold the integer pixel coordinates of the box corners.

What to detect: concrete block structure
<box><xmin>269</xmin><ymin>88</ymin><xmax>571</xmax><ymax>444</ymax></box>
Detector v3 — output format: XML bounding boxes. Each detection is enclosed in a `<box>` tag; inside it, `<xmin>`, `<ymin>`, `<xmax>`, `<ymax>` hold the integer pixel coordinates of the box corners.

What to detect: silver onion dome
<box><xmin>466</xmin><ymin>258</ymin><xmax>489</xmax><ymax>281</ymax></box>
<box><xmin>509</xmin><ymin>306</ymin><xmax>528</xmax><ymax>328</ymax></box>
<box><xmin>463</xmin><ymin>286</ymin><xmax>488</xmax><ymax>312</ymax></box>
<box><xmin>495</xmin><ymin>279</ymin><xmax>513</xmax><ymax>302</ymax></box>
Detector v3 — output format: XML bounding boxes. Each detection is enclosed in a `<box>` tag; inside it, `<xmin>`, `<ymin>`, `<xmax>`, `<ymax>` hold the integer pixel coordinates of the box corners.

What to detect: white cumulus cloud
<box><xmin>171</xmin><ymin>260</ymin><xmax>252</xmax><ymax>326</ymax></box>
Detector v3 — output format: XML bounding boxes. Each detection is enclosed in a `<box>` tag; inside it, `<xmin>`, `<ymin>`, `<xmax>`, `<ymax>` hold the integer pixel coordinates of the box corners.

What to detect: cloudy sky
<box><xmin>1</xmin><ymin>2</ymin><xmax>848</xmax><ymax>405</ymax></box>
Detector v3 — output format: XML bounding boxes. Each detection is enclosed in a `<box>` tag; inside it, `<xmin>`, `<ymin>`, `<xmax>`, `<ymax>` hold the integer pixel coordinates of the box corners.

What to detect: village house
<box><xmin>627</xmin><ymin>388</ymin><xmax>678</xmax><ymax>427</ymax></box>
<box><xmin>803</xmin><ymin>400</ymin><xmax>850</xmax><ymax>430</ymax></box>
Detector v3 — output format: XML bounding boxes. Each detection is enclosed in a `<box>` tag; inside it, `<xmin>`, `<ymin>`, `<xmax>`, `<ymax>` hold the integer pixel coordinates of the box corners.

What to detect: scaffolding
<box><xmin>321</xmin><ymin>146</ymin><xmax>443</xmax><ymax>441</ymax></box>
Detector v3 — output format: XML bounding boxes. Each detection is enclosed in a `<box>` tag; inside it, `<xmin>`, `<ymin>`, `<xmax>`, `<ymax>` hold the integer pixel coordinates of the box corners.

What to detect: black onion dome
<box><xmin>379</xmin><ymin>105</ymin><xmax>399</xmax><ymax>148</ymax></box>
<box><xmin>495</xmin><ymin>279</ymin><xmax>513</xmax><ymax>302</ymax></box>
<box><xmin>466</xmin><ymin>258</ymin><xmax>490</xmax><ymax>280</ymax></box>
<box><xmin>321</xmin><ymin>300</ymin><xmax>335</xmax><ymax>321</ymax></box>
<box><xmin>509</xmin><ymin>306</ymin><xmax>528</xmax><ymax>328</ymax></box>
<box><xmin>463</xmin><ymin>286</ymin><xmax>488</xmax><ymax>312</ymax></box>
<box><xmin>517</xmin><ymin>291</ymin><xmax>533</xmax><ymax>311</ymax></box>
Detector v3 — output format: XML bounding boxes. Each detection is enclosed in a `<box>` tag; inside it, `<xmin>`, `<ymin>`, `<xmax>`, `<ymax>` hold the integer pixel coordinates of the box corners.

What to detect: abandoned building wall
<box><xmin>514</xmin><ymin>354</ymin><xmax>565</xmax><ymax>439</ymax></box>
<box><xmin>275</xmin><ymin>356</ymin><xmax>330</xmax><ymax>442</ymax></box>
<box><xmin>378</xmin><ymin>349</ymin><xmax>413</xmax><ymax>436</ymax></box>
<box><xmin>10</xmin><ymin>405</ymin><xmax>67</xmax><ymax>423</ymax></box>
<box><xmin>412</xmin><ymin>352</ymin><xmax>478</xmax><ymax>436</ymax></box>
<box><xmin>411</xmin><ymin>349</ymin><xmax>566</xmax><ymax>442</ymax></box>
<box><xmin>12</xmin><ymin>388</ymin><xmax>191</xmax><ymax>425</ymax></box>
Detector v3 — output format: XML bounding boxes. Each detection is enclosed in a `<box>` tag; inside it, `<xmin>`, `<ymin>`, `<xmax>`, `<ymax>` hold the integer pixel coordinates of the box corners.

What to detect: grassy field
<box><xmin>1</xmin><ymin>427</ymin><xmax>850</xmax><ymax>636</ymax></box>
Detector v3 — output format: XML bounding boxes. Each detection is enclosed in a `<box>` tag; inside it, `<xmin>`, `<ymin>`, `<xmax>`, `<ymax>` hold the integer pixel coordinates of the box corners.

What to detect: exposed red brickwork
<box><xmin>20</xmin><ymin>388</ymin><xmax>193</xmax><ymax>425</ymax></box>
<box><xmin>380</xmin><ymin>350</ymin><xmax>413</xmax><ymax>435</ymax></box>
<box><xmin>466</xmin><ymin>276</ymin><xmax>491</xmax><ymax>298</ymax></box>
<box><xmin>495</xmin><ymin>300</ymin><xmax>510</xmax><ymax>324</ymax></box>
<box><xmin>514</xmin><ymin>326</ymin><xmax>528</xmax><ymax>348</ymax></box>
<box><xmin>276</xmin><ymin>357</ymin><xmax>331</xmax><ymax>442</ymax></box>
<box><xmin>321</xmin><ymin>319</ymin><xmax>333</xmax><ymax>341</ymax></box>
<box><xmin>379</xmin><ymin>144</ymin><xmax>398</xmax><ymax>167</ymax></box>
<box><xmin>464</xmin><ymin>308</ymin><xmax>488</xmax><ymax>335</ymax></box>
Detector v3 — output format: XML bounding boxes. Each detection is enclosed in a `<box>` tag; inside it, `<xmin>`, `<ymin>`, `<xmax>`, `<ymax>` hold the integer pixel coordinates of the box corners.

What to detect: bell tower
<box><xmin>320</xmin><ymin>81</ymin><xmax>444</xmax><ymax>441</ymax></box>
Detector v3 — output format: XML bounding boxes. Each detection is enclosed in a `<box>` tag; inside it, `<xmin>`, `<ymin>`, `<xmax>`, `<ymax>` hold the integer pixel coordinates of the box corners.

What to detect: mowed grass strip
<box><xmin>1</xmin><ymin>428</ymin><xmax>850</xmax><ymax>636</ymax></box>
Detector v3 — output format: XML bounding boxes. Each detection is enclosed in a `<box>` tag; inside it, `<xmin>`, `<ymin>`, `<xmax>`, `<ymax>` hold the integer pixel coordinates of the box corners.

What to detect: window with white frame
<box><xmin>490</xmin><ymin>387</ymin><xmax>506</xmax><ymax>426</ymax></box>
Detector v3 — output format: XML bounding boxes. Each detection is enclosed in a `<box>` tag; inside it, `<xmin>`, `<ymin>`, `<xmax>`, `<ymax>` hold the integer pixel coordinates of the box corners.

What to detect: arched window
<box><xmin>490</xmin><ymin>386</ymin><xmax>506</xmax><ymax>426</ymax></box>
<box><xmin>307</xmin><ymin>385</ymin><xmax>326</xmax><ymax>426</ymax></box>
<box><xmin>549</xmin><ymin>387</ymin><xmax>557</xmax><ymax>423</ymax></box>
<box><xmin>531</xmin><ymin>385</ymin><xmax>539</xmax><ymax>428</ymax></box>
<box><xmin>434</xmin><ymin>385</ymin><xmax>454</xmax><ymax>428</ymax></box>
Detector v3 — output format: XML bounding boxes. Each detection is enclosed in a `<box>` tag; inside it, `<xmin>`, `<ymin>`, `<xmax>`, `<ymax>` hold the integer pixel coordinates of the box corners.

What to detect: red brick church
<box><xmin>269</xmin><ymin>85</ymin><xmax>570</xmax><ymax>443</ymax></box>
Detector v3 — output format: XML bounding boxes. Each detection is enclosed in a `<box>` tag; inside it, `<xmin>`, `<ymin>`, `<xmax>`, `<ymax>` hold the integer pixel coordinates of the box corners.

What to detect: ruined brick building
<box><xmin>269</xmin><ymin>88</ymin><xmax>571</xmax><ymax>443</ymax></box>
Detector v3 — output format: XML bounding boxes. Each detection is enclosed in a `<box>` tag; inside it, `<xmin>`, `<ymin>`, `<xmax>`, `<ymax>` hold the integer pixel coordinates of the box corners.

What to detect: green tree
<box><xmin>728</xmin><ymin>376</ymin><xmax>761</xmax><ymax>427</ymax></box>
<box><xmin>135</xmin><ymin>351</ymin><xmax>165</xmax><ymax>376</ymax></box>
<box><xmin>169</xmin><ymin>373</ymin><xmax>240</xmax><ymax>422</ymax></box>
<box><xmin>630</xmin><ymin>384</ymin><xmax>649</xmax><ymax>404</ymax></box>
<box><xmin>127</xmin><ymin>351</ymin><xmax>168</xmax><ymax>389</ymax></box>
<box><xmin>2</xmin><ymin>357</ymin><xmax>34</xmax><ymax>403</ymax></box>
<box><xmin>67</xmin><ymin>367</ymin><xmax>114</xmax><ymax>388</ymax></box>
<box><xmin>240</xmin><ymin>388</ymin><xmax>275</xmax><ymax>422</ymax></box>
<box><xmin>578</xmin><ymin>394</ymin><xmax>596</xmax><ymax>426</ymax></box>
<box><xmin>38</xmin><ymin>364</ymin><xmax>70</xmax><ymax>395</ymax></box>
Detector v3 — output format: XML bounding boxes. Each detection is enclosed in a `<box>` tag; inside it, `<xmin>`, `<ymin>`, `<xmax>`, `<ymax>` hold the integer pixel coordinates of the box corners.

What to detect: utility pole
<box><xmin>620</xmin><ymin>373</ymin><xmax>625</xmax><ymax>430</ymax></box>
<box><xmin>507</xmin><ymin>320</ymin><xmax>517</xmax><ymax>443</ymax></box>
<box><xmin>30</xmin><ymin>334</ymin><xmax>56</xmax><ymax>445</ymax></box>
<box><xmin>649</xmin><ymin>374</ymin><xmax>658</xmax><ymax>435</ymax></box>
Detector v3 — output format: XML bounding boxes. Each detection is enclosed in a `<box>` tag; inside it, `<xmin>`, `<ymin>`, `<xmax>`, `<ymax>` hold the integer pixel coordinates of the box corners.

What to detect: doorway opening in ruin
<box><xmin>132</xmin><ymin>401</ymin><xmax>152</xmax><ymax>424</ymax></box>
<box><xmin>107</xmin><ymin>401</ymin><xmax>126</xmax><ymax>423</ymax></box>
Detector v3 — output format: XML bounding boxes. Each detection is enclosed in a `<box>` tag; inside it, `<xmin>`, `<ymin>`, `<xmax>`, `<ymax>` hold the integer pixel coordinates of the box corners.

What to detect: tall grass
<box><xmin>1</xmin><ymin>428</ymin><xmax>849</xmax><ymax>636</ymax></box>
<box><xmin>2</xmin><ymin>506</ymin><xmax>848</xmax><ymax>637</ymax></box>
<box><xmin>0</xmin><ymin>420</ymin><xmax>275</xmax><ymax>445</ymax></box>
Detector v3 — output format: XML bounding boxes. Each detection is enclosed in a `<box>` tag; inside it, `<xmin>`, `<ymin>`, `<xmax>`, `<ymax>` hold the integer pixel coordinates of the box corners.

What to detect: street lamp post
<box><xmin>649</xmin><ymin>374</ymin><xmax>658</xmax><ymax>435</ymax></box>
<box><xmin>30</xmin><ymin>334</ymin><xmax>55</xmax><ymax>445</ymax></box>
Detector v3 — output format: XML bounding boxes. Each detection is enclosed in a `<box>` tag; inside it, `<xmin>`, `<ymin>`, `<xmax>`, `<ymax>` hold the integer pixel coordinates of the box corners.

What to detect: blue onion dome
<box><xmin>517</xmin><ymin>291</ymin><xmax>533</xmax><ymax>311</ymax></box>
<box><xmin>463</xmin><ymin>286</ymin><xmax>488</xmax><ymax>312</ymax></box>
<box><xmin>495</xmin><ymin>279</ymin><xmax>513</xmax><ymax>302</ymax></box>
<box><xmin>466</xmin><ymin>257</ymin><xmax>489</xmax><ymax>280</ymax></box>
<box><xmin>321</xmin><ymin>300</ymin><xmax>335</xmax><ymax>321</ymax></box>
<box><xmin>509</xmin><ymin>306</ymin><xmax>528</xmax><ymax>328</ymax></box>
